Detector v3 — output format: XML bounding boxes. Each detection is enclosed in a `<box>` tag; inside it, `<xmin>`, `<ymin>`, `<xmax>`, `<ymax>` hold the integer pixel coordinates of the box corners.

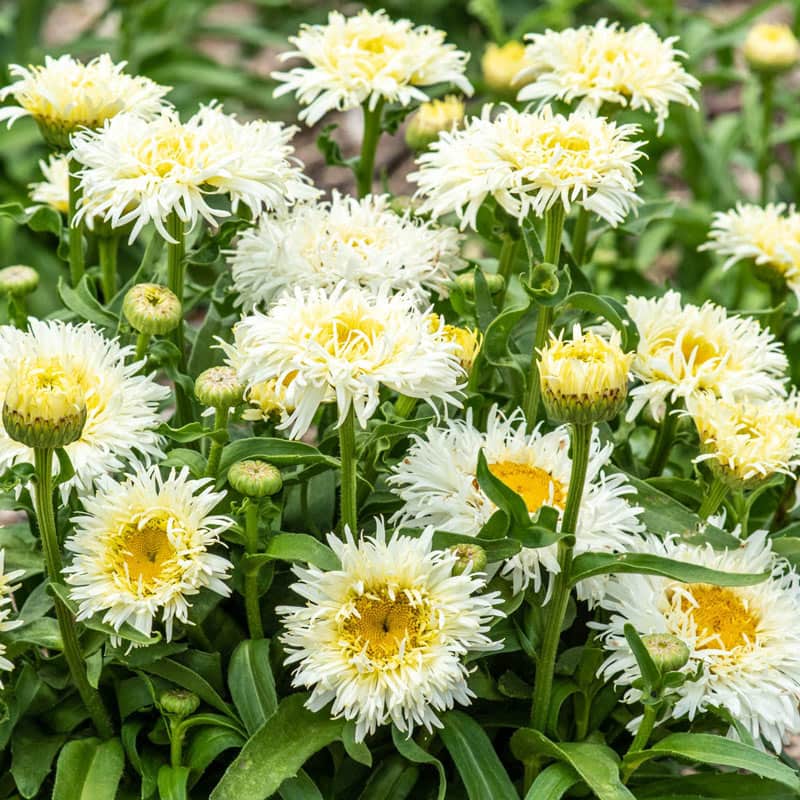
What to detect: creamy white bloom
<box><xmin>744</xmin><ymin>23</ymin><xmax>800</xmax><ymax>73</ymax></box>
<box><xmin>29</xmin><ymin>154</ymin><xmax>69</xmax><ymax>214</ymax></box>
<box><xmin>389</xmin><ymin>406</ymin><xmax>644</xmax><ymax>598</ymax></box>
<box><xmin>594</xmin><ymin>531</ymin><xmax>800</xmax><ymax>751</ymax></box>
<box><xmin>0</xmin><ymin>550</ymin><xmax>24</xmax><ymax>687</ymax></box>
<box><xmin>71</xmin><ymin>104</ymin><xmax>316</xmax><ymax>244</ymax></box>
<box><xmin>700</xmin><ymin>203</ymin><xmax>800</xmax><ymax>306</ymax></box>
<box><xmin>224</xmin><ymin>285</ymin><xmax>465</xmax><ymax>438</ymax></box>
<box><xmin>625</xmin><ymin>290</ymin><xmax>787</xmax><ymax>421</ymax></box>
<box><xmin>273</xmin><ymin>9</ymin><xmax>473</xmax><ymax>125</ymax></box>
<box><xmin>518</xmin><ymin>19</ymin><xmax>699</xmax><ymax>135</ymax></box>
<box><xmin>228</xmin><ymin>192</ymin><xmax>464</xmax><ymax>311</ymax></box>
<box><xmin>278</xmin><ymin>521</ymin><xmax>503</xmax><ymax>740</ymax></box>
<box><xmin>0</xmin><ymin>319</ymin><xmax>168</xmax><ymax>495</ymax></box>
<box><xmin>64</xmin><ymin>466</ymin><xmax>233</xmax><ymax>642</ymax></box>
<box><xmin>0</xmin><ymin>54</ymin><xmax>170</xmax><ymax>147</ymax></box>
<box><xmin>410</xmin><ymin>105</ymin><xmax>644</xmax><ymax>231</ymax></box>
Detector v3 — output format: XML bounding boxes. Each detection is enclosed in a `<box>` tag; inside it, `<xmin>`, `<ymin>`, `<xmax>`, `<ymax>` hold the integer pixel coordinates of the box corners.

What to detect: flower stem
<box><xmin>645</xmin><ymin>404</ymin><xmax>677</xmax><ymax>477</ymax></box>
<box><xmin>165</xmin><ymin>211</ymin><xmax>191</xmax><ymax>426</ymax></box>
<box><xmin>496</xmin><ymin>233</ymin><xmax>520</xmax><ymax>306</ymax></box>
<box><xmin>758</xmin><ymin>74</ymin><xmax>775</xmax><ymax>206</ymax></box>
<box><xmin>33</xmin><ymin>447</ymin><xmax>114</xmax><ymax>739</ymax></box>
<box><xmin>394</xmin><ymin>394</ymin><xmax>417</xmax><ymax>419</ymax></box>
<box><xmin>530</xmin><ymin>423</ymin><xmax>592</xmax><ymax>733</ymax></box>
<box><xmin>9</xmin><ymin>296</ymin><xmax>27</xmax><ymax>329</ymax></box>
<box><xmin>621</xmin><ymin>704</ymin><xmax>658</xmax><ymax>782</ymax></box>
<box><xmin>97</xmin><ymin>236</ymin><xmax>119</xmax><ymax>303</ymax></box>
<box><xmin>698</xmin><ymin>473</ymin><xmax>729</xmax><ymax>519</ymax></box>
<box><xmin>522</xmin><ymin>202</ymin><xmax>566</xmax><ymax>427</ymax></box>
<box><xmin>67</xmin><ymin>157</ymin><xmax>85</xmax><ymax>287</ymax></box>
<box><xmin>204</xmin><ymin>407</ymin><xmax>227</xmax><ymax>478</ymax></box>
<box><xmin>769</xmin><ymin>283</ymin><xmax>785</xmax><ymax>337</ymax></box>
<box><xmin>338</xmin><ymin>405</ymin><xmax>358</xmax><ymax>533</ymax></box>
<box><xmin>134</xmin><ymin>332</ymin><xmax>151</xmax><ymax>364</ymax></box>
<box><xmin>243</xmin><ymin>500</ymin><xmax>264</xmax><ymax>640</ymax></box>
<box><xmin>355</xmin><ymin>100</ymin><xmax>384</xmax><ymax>198</ymax></box>
<box><xmin>571</xmin><ymin>206</ymin><xmax>590</xmax><ymax>268</ymax></box>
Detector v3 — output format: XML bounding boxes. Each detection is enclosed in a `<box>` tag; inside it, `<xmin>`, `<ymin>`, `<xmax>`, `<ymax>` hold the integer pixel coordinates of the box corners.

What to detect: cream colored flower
<box><xmin>0</xmin><ymin>54</ymin><xmax>170</xmax><ymax>149</ymax></box>
<box><xmin>405</xmin><ymin>95</ymin><xmax>465</xmax><ymax>150</ymax></box>
<box><xmin>228</xmin><ymin>192</ymin><xmax>463</xmax><ymax>311</ymax></box>
<box><xmin>744</xmin><ymin>23</ymin><xmax>800</xmax><ymax>73</ymax></box>
<box><xmin>273</xmin><ymin>9</ymin><xmax>473</xmax><ymax>125</ymax></box>
<box><xmin>410</xmin><ymin>105</ymin><xmax>644</xmax><ymax>231</ymax></box>
<box><xmin>481</xmin><ymin>41</ymin><xmax>531</xmax><ymax>93</ymax></box>
<box><xmin>0</xmin><ymin>550</ymin><xmax>24</xmax><ymax>687</ymax></box>
<box><xmin>278</xmin><ymin>521</ymin><xmax>503</xmax><ymax>740</ymax></box>
<box><xmin>428</xmin><ymin>315</ymin><xmax>482</xmax><ymax>372</ymax></box>
<box><xmin>65</xmin><ymin>465</ymin><xmax>233</xmax><ymax>641</ymax></box>
<box><xmin>519</xmin><ymin>19</ymin><xmax>699</xmax><ymax>135</ymax></box>
<box><xmin>29</xmin><ymin>154</ymin><xmax>69</xmax><ymax>214</ymax></box>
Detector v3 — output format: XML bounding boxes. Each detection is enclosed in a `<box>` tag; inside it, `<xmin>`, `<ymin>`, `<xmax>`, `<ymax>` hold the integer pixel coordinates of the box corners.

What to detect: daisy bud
<box><xmin>539</xmin><ymin>326</ymin><xmax>632</xmax><ymax>425</ymax></box>
<box><xmin>228</xmin><ymin>459</ymin><xmax>283</xmax><ymax>498</ymax></box>
<box><xmin>481</xmin><ymin>41</ymin><xmax>530</xmax><ymax>94</ymax></box>
<box><xmin>159</xmin><ymin>689</ymin><xmax>200</xmax><ymax>718</ymax></box>
<box><xmin>641</xmin><ymin>633</ymin><xmax>690</xmax><ymax>674</ymax></box>
<box><xmin>122</xmin><ymin>283</ymin><xmax>182</xmax><ymax>336</ymax></box>
<box><xmin>428</xmin><ymin>314</ymin><xmax>482</xmax><ymax>373</ymax></box>
<box><xmin>0</xmin><ymin>265</ymin><xmax>39</xmax><ymax>297</ymax></box>
<box><xmin>405</xmin><ymin>95</ymin><xmax>464</xmax><ymax>151</ymax></box>
<box><xmin>744</xmin><ymin>23</ymin><xmax>800</xmax><ymax>74</ymax></box>
<box><xmin>449</xmin><ymin>543</ymin><xmax>487</xmax><ymax>575</ymax></box>
<box><xmin>3</xmin><ymin>367</ymin><xmax>86</xmax><ymax>449</ymax></box>
<box><xmin>194</xmin><ymin>367</ymin><xmax>244</xmax><ymax>411</ymax></box>
<box><xmin>455</xmin><ymin>271</ymin><xmax>505</xmax><ymax>298</ymax></box>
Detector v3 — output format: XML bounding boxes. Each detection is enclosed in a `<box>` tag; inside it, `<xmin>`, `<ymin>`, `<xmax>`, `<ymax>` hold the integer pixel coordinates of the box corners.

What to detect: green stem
<box><xmin>9</xmin><ymin>296</ymin><xmax>27</xmax><ymax>329</ymax></box>
<box><xmin>769</xmin><ymin>283</ymin><xmax>785</xmax><ymax>337</ymax></box>
<box><xmin>496</xmin><ymin>234</ymin><xmax>520</xmax><ymax>306</ymax></box>
<box><xmin>622</xmin><ymin>705</ymin><xmax>658</xmax><ymax>782</ymax></box>
<box><xmin>338</xmin><ymin>405</ymin><xmax>358</xmax><ymax>533</ymax></box>
<box><xmin>571</xmin><ymin>206</ymin><xmax>590</xmax><ymax>268</ymax></box>
<box><xmin>698</xmin><ymin>474</ymin><xmax>729</xmax><ymax>519</ymax></box>
<box><xmin>355</xmin><ymin>100</ymin><xmax>385</xmax><ymax>198</ymax></box>
<box><xmin>165</xmin><ymin>212</ymin><xmax>191</xmax><ymax>426</ymax></box>
<box><xmin>97</xmin><ymin>236</ymin><xmax>119</xmax><ymax>303</ymax></box>
<box><xmin>243</xmin><ymin>500</ymin><xmax>264</xmax><ymax>640</ymax></box>
<box><xmin>758</xmin><ymin>74</ymin><xmax>775</xmax><ymax>206</ymax></box>
<box><xmin>204</xmin><ymin>407</ymin><xmax>227</xmax><ymax>479</ymax></box>
<box><xmin>394</xmin><ymin>394</ymin><xmax>417</xmax><ymax>419</ymax></box>
<box><xmin>33</xmin><ymin>448</ymin><xmax>114</xmax><ymax>739</ymax></box>
<box><xmin>169</xmin><ymin>720</ymin><xmax>185</xmax><ymax>767</ymax></box>
<box><xmin>134</xmin><ymin>332</ymin><xmax>150</xmax><ymax>364</ymax></box>
<box><xmin>67</xmin><ymin>157</ymin><xmax>85</xmax><ymax>287</ymax></box>
<box><xmin>645</xmin><ymin>405</ymin><xmax>677</xmax><ymax>477</ymax></box>
<box><xmin>530</xmin><ymin>424</ymin><xmax>592</xmax><ymax>733</ymax></box>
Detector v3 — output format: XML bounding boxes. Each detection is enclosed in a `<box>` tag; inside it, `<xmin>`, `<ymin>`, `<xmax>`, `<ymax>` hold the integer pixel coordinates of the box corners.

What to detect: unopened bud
<box><xmin>455</xmin><ymin>272</ymin><xmax>506</xmax><ymax>298</ymax></box>
<box><xmin>405</xmin><ymin>95</ymin><xmax>464</xmax><ymax>151</ymax></box>
<box><xmin>194</xmin><ymin>366</ymin><xmax>244</xmax><ymax>410</ymax></box>
<box><xmin>449</xmin><ymin>543</ymin><xmax>487</xmax><ymax>575</ymax></box>
<box><xmin>228</xmin><ymin>459</ymin><xmax>283</xmax><ymax>498</ymax></box>
<box><xmin>159</xmin><ymin>689</ymin><xmax>200</xmax><ymax>718</ymax></box>
<box><xmin>744</xmin><ymin>23</ymin><xmax>800</xmax><ymax>74</ymax></box>
<box><xmin>0</xmin><ymin>265</ymin><xmax>39</xmax><ymax>297</ymax></box>
<box><xmin>641</xmin><ymin>633</ymin><xmax>690</xmax><ymax>673</ymax></box>
<box><xmin>122</xmin><ymin>283</ymin><xmax>182</xmax><ymax>336</ymax></box>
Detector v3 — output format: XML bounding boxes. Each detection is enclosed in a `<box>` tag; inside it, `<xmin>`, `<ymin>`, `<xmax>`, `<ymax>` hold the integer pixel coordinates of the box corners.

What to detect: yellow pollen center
<box><xmin>317</xmin><ymin>312</ymin><xmax>385</xmax><ymax>360</ymax></box>
<box><xmin>120</xmin><ymin>517</ymin><xmax>176</xmax><ymax>588</ymax></box>
<box><xmin>683</xmin><ymin>584</ymin><xmax>759</xmax><ymax>651</ymax></box>
<box><xmin>680</xmin><ymin>332</ymin><xmax>718</xmax><ymax>366</ymax></box>
<box><xmin>488</xmin><ymin>461</ymin><xmax>566</xmax><ymax>513</ymax></box>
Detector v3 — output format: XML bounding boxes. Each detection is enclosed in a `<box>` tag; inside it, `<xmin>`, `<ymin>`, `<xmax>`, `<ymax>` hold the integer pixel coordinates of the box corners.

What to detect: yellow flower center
<box><xmin>5</xmin><ymin>358</ymin><xmax>86</xmax><ymax>424</ymax></box>
<box><xmin>317</xmin><ymin>312</ymin><xmax>386</xmax><ymax>361</ymax></box>
<box><xmin>682</xmin><ymin>584</ymin><xmax>759</xmax><ymax>651</ymax></box>
<box><xmin>679</xmin><ymin>332</ymin><xmax>718</xmax><ymax>366</ymax></box>
<box><xmin>117</xmin><ymin>515</ymin><xmax>177</xmax><ymax>591</ymax></box>
<box><xmin>488</xmin><ymin>461</ymin><xmax>566</xmax><ymax>513</ymax></box>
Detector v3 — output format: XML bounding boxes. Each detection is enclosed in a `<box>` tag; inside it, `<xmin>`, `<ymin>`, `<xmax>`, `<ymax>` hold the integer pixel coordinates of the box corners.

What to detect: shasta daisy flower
<box><xmin>700</xmin><ymin>204</ymin><xmax>800</xmax><ymax>305</ymax></box>
<box><xmin>0</xmin><ymin>551</ymin><xmax>24</xmax><ymax>687</ymax></box>
<box><xmin>64</xmin><ymin>466</ymin><xmax>233</xmax><ymax>641</ymax></box>
<box><xmin>410</xmin><ymin>105</ymin><xmax>645</xmax><ymax>231</ymax></box>
<box><xmin>744</xmin><ymin>23</ymin><xmax>800</xmax><ymax>73</ymax></box>
<box><xmin>518</xmin><ymin>19</ymin><xmax>699</xmax><ymax>135</ymax></box>
<box><xmin>594</xmin><ymin>531</ymin><xmax>800</xmax><ymax>751</ymax></box>
<box><xmin>29</xmin><ymin>154</ymin><xmax>69</xmax><ymax>214</ymax></box>
<box><xmin>625</xmin><ymin>290</ymin><xmax>787</xmax><ymax>421</ymax></box>
<box><xmin>278</xmin><ymin>521</ymin><xmax>503</xmax><ymax>741</ymax></box>
<box><xmin>0</xmin><ymin>319</ymin><xmax>168</xmax><ymax>495</ymax></box>
<box><xmin>389</xmin><ymin>406</ymin><xmax>644</xmax><ymax>598</ymax></box>
<box><xmin>0</xmin><ymin>54</ymin><xmax>170</xmax><ymax>149</ymax></box>
<box><xmin>225</xmin><ymin>285</ymin><xmax>465</xmax><ymax>439</ymax></box>
<box><xmin>71</xmin><ymin>105</ymin><xmax>316</xmax><ymax>244</ymax></box>
<box><xmin>272</xmin><ymin>9</ymin><xmax>473</xmax><ymax>125</ymax></box>
<box><xmin>228</xmin><ymin>192</ymin><xmax>464</xmax><ymax>311</ymax></box>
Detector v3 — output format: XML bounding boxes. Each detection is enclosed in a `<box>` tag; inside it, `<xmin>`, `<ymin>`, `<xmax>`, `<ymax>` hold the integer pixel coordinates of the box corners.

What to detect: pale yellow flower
<box><xmin>744</xmin><ymin>23</ymin><xmax>800</xmax><ymax>72</ymax></box>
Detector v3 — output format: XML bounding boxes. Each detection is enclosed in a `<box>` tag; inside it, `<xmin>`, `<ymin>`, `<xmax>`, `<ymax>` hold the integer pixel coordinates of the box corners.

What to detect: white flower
<box><xmin>410</xmin><ymin>104</ymin><xmax>645</xmax><ymax>231</ymax></box>
<box><xmin>743</xmin><ymin>23</ymin><xmax>800</xmax><ymax>73</ymax></box>
<box><xmin>700</xmin><ymin>203</ymin><xmax>800</xmax><ymax>306</ymax></box>
<box><xmin>0</xmin><ymin>53</ymin><xmax>170</xmax><ymax>147</ymax></box>
<box><xmin>29</xmin><ymin>154</ymin><xmax>69</xmax><ymax>214</ymax></box>
<box><xmin>278</xmin><ymin>521</ymin><xmax>503</xmax><ymax>741</ymax></box>
<box><xmin>388</xmin><ymin>406</ymin><xmax>644</xmax><ymax>599</ymax></box>
<box><xmin>0</xmin><ymin>319</ymin><xmax>168</xmax><ymax>496</ymax></box>
<box><xmin>594</xmin><ymin>531</ymin><xmax>800</xmax><ymax>751</ymax></box>
<box><xmin>71</xmin><ymin>104</ymin><xmax>316</xmax><ymax>244</ymax></box>
<box><xmin>224</xmin><ymin>285</ymin><xmax>465</xmax><ymax>439</ymax></box>
<box><xmin>228</xmin><ymin>192</ymin><xmax>464</xmax><ymax>311</ymax></box>
<box><xmin>64</xmin><ymin>465</ymin><xmax>233</xmax><ymax>642</ymax></box>
<box><xmin>0</xmin><ymin>550</ymin><xmax>24</xmax><ymax>686</ymax></box>
<box><xmin>518</xmin><ymin>20</ymin><xmax>699</xmax><ymax>135</ymax></box>
<box><xmin>625</xmin><ymin>290</ymin><xmax>787</xmax><ymax>421</ymax></box>
<box><xmin>273</xmin><ymin>9</ymin><xmax>473</xmax><ymax>125</ymax></box>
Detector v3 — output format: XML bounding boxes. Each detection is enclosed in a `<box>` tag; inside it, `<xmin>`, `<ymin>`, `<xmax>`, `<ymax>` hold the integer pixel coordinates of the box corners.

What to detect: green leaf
<box><xmin>246</xmin><ymin>533</ymin><xmax>341</xmax><ymax>572</ymax></box>
<box><xmin>0</xmin><ymin>201</ymin><xmax>62</xmax><ymax>236</ymax></box>
<box><xmin>565</xmin><ymin>291</ymin><xmax>640</xmax><ymax>352</ymax></box>
<box><xmin>343</xmin><ymin>721</ymin><xmax>372</xmax><ymax>767</ymax></box>
<box><xmin>278</xmin><ymin>770</ymin><xmax>324</xmax><ymax>800</ymax></box>
<box><xmin>10</xmin><ymin>724</ymin><xmax>66</xmax><ymax>798</ymax></box>
<box><xmin>431</xmin><ymin>529</ymin><xmax>521</xmax><ymax>563</ymax></box>
<box><xmin>158</xmin><ymin>422</ymin><xmax>210</xmax><ymax>443</ymax></box>
<box><xmin>524</xmin><ymin>762</ymin><xmax>580</xmax><ymax>800</ymax></box>
<box><xmin>634</xmin><ymin>772</ymin><xmax>799</xmax><ymax>799</ymax></box>
<box><xmin>439</xmin><ymin>710</ymin><xmax>518</xmax><ymax>800</ymax></box>
<box><xmin>392</xmin><ymin>725</ymin><xmax>446</xmax><ymax>800</ymax></box>
<box><xmin>623</xmin><ymin>733</ymin><xmax>800</xmax><ymax>793</ymax></box>
<box><xmin>51</xmin><ymin>737</ymin><xmax>124</xmax><ymax>800</ymax></box>
<box><xmin>210</xmin><ymin>694</ymin><xmax>345</xmax><ymax>800</ymax></box>
<box><xmin>482</xmin><ymin>298</ymin><xmax>531</xmax><ymax>384</ymax></box>
<box><xmin>623</xmin><ymin>624</ymin><xmax>660</xmax><ymax>690</ymax></box>
<box><xmin>140</xmin><ymin>659</ymin><xmax>236</xmax><ymax>718</ymax></box>
<box><xmin>570</xmin><ymin>552</ymin><xmax>768</xmax><ymax>587</ymax></box>
<box><xmin>467</xmin><ymin>0</ymin><xmax>504</xmax><ymax>41</ymax></box>
<box><xmin>186</xmin><ymin>727</ymin><xmax>246</xmax><ymax>774</ymax></box>
<box><xmin>228</xmin><ymin>639</ymin><xmax>278</xmax><ymax>735</ymax></box>
<box><xmin>219</xmin><ymin>438</ymin><xmax>339</xmax><ymax>481</ymax></box>
<box><xmin>57</xmin><ymin>276</ymin><xmax>117</xmax><ymax>331</ymax></box>
<box><xmin>475</xmin><ymin>449</ymin><xmax>529</xmax><ymax>527</ymax></box>
<box><xmin>511</xmin><ymin>729</ymin><xmax>634</xmax><ymax>800</ymax></box>
<box><xmin>157</xmin><ymin>765</ymin><xmax>190</xmax><ymax>800</ymax></box>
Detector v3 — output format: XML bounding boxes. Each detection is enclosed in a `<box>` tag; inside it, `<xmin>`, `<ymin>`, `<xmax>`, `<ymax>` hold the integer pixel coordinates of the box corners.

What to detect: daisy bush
<box><xmin>1</xmin><ymin>2</ymin><xmax>800</xmax><ymax>799</ymax></box>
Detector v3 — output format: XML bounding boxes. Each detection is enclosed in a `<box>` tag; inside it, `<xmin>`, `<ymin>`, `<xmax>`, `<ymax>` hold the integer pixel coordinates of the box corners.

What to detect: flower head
<box><xmin>0</xmin><ymin>54</ymin><xmax>170</xmax><ymax>149</ymax></box>
<box><xmin>0</xmin><ymin>265</ymin><xmax>39</xmax><ymax>298</ymax></box>
<box><xmin>273</xmin><ymin>10</ymin><xmax>473</xmax><ymax>125</ymax></box>
<box><xmin>410</xmin><ymin>105</ymin><xmax>644</xmax><ymax>231</ymax></box>
<box><xmin>0</xmin><ymin>550</ymin><xmax>24</xmax><ymax>687</ymax></box>
<box><xmin>122</xmin><ymin>283</ymin><xmax>182</xmax><ymax>335</ymax></box>
<box><xmin>744</xmin><ymin>23</ymin><xmax>800</xmax><ymax>73</ymax></box>
<box><xmin>594</xmin><ymin>531</ymin><xmax>800</xmax><ymax>751</ymax></box>
<box><xmin>518</xmin><ymin>19</ymin><xmax>699</xmax><ymax>135</ymax></box>
<box><xmin>65</xmin><ymin>465</ymin><xmax>233</xmax><ymax>641</ymax></box>
<box><xmin>228</xmin><ymin>192</ymin><xmax>463</xmax><ymax>311</ymax></box>
<box><xmin>278</xmin><ymin>521</ymin><xmax>503</xmax><ymax>740</ymax></box>
<box><xmin>481</xmin><ymin>41</ymin><xmax>531</xmax><ymax>94</ymax></box>
<box><xmin>0</xmin><ymin>319</ymin><xmax>168</xmax><ymax>495</ymax></box>
<box><xmin>224</xmin><ymin>285</ymin><xmax>465</xmax><ymax>438</ymax></box>
<box><xmin>389</xmin><ymin>406</ymin><xmax>644</xmax><ymax>598</ymax></box>
<box><xmin>29</xmin><ymin>154</ymin><xmax>69</xmax><ymax>214</ymax></box>
<box><xmin>625</xmin><ymin>290</ymin><xmax>787</xmax><ymax>421</ymax></box>
<box><xmin>429</xmin><ymin>316</ymin><xmax>482</xmax><ymax>373</ymax></box>
<box><xmin>405</xmin><ymin>95</ymin><xmax>465</xmax><ymax>151</ymax></box>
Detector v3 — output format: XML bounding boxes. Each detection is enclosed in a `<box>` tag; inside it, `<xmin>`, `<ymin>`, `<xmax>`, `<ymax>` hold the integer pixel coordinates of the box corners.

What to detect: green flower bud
<box><xmin>122</xmin><ymin>283</ymin><xmax>182</xmax><ymax>335</ymax></box>
<box><xmin>449</xmin><ymin>543</ymin><xmax>488</xmax><ymax>575</ymax></box>
<box><xmin>159</xmin><ymin>689</ymin><xmax>200</xmax><ymax>718</ymax></box>
<box><xmin>641</xmin><ymin>633</ymin><xmax>690</xmax><ymax>673</ymax></box>
<box><xmin>0</xmin><ymin>265</ymin><xmax>39</xmax><ymax>297</ymax></box>
<box><xmin>455</xmin><ymin>272</ymin><xmax>506</xmax><ymax>298</ymax></box>
<box><xmin>228</xmin><ymin>459</ymin><xmax>283</xmax><ymax>497</ymax></box>
<box><xmin>194</xmin><ymin>366</ymin><xmax>244</xmax><ymax>410</ymax></box>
